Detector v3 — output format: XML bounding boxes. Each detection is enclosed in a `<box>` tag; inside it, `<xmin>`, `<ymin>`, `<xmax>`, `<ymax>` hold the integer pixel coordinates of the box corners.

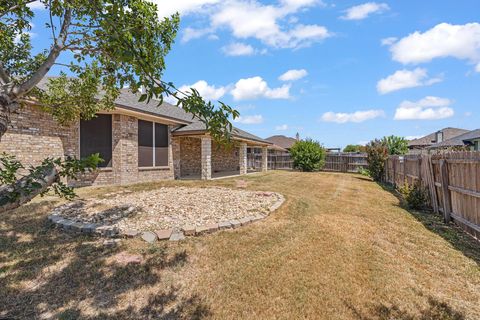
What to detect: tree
<box><xmin>290</xmin><ymin>139</ymin><xmax>326</xmax><ymax>172</ymax></box>
<box><xmin>365</xmin><ymin>139</ymin><xmax>388</xmax><ymax>182</ymax></box>
<box><xmin>381</xmin><ymin>135</ymin><xmax>408</xmax><ymax>155</ymax></box>
<box><xmin>343</xmin><ymin>144</ymin><xmax>366</xmax><ymax>153</ymax></box>
<box><xmin>0</xmin><ymin>0</ymin><xmax>239</xmax><ymax>212</ymax></box>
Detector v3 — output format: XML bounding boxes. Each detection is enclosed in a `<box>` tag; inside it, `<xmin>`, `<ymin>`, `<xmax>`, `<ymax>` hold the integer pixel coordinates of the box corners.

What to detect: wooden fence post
<box><xmin>439</xmin><ymin>159</ymin><xmax>452</xmax><ymax>223</ymax></box>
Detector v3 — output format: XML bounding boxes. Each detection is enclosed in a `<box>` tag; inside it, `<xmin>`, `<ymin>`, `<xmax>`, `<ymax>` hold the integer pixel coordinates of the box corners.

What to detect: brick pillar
<box><xmin>201</xmin><ymin>137</ymin><xmax>212</xmax><ymax>180</ymax></box>
<box><xmin>261</xmin><ymin>147</ymin><xmax>268</xmax><ymax>172</ymax></box>
<box><xmin>239</xmin><ymin>142</ymin><xmax>247</xmax><ymax>175</ymax></box>
<box><xmin>171</xmin><ymin>136</ymin><xmax>181</xmax><ymax>179</ymax></box>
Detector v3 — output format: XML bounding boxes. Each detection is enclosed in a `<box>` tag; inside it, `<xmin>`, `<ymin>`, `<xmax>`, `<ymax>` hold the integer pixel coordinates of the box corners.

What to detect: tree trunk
<box><xmin>0</xmin><ymin>94</ymin><xmax>13</xmax><ymax>141</ymax></box>
<box><xmin>0</xmin><ymin>165</ymin><xmax>59</xmax><ymax>213</ymax></box>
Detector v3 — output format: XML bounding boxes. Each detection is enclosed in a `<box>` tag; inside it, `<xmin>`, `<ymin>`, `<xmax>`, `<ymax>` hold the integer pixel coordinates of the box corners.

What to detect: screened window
<box><xmin>138</xmin><ymin>120</ymin><xmax>169</xmax><ymax>167</ymax></box>
<box><xmin>80</xmin><ymin>114</ymin><xmax>112</xmax><ymax>167</ymax></box>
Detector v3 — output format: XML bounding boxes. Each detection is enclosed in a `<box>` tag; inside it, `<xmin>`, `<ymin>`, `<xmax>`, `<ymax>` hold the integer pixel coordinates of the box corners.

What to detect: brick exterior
<box><xmin>1</xmin><ymin>104</ymin><xmax>174</xmax><ymax>186</ymax></box>
<box><xmin>1</xmin><ymin>104</ymin><xmax>258</xmax><ymax>185</ymax></box>
<box><xmin>239</xmin><ymin>143</ymin><xmax>247</xmax><ymax>175</ymax></box>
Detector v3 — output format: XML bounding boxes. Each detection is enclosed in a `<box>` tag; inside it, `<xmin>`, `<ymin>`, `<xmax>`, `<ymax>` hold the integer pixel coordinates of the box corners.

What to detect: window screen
<box><xmin>138</xmin><ymin>120</ymin><xmax>154</xmax><ymax>167</ymax></box>
<box><xmin>155</xmin><ymin>123</ymin><xmax>169</xmax><ymax>166</ymax></box>
<box><xmin>80</xmin><ymin>114</ymin><xmax>112</xmax><ymax>167</ymax></box>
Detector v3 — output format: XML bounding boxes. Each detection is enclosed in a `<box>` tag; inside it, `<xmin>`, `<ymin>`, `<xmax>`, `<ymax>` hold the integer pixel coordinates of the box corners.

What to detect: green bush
<box><xmin>343</xmin><ymin>144</ymin><xmax>366</xmax><ymax>153</ymax></box>
<box><xmin>365</xmin><ymin>139</ymin><xmax>388</xmax><ymax>182</ymax></box>
<box><xmin>290</xmin><ymin>139</ymin><xmax>326</xmax><ymax>172</ymax></box>
<box><xmin>381</xmin><ymin>135</ymin><xmax>408</xmax><ymax>155</ymax></box>
<box><xmin>398</xmin><ymin>180</ymin><xmax>428</xmax><ymax>210</ymax></box>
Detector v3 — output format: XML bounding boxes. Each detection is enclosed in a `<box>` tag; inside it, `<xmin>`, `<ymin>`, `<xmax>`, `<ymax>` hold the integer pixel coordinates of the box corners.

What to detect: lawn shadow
<box><xmin>0</xmin><ymin>199</ymin><xmax>209</xmax><ymax>319</ymax></box>
<box><xmin>379</xmin><ymin>183</ymin><xmax>480</xmax><ymax>266</ymax></box>
<box><xmin>345</xmin><ymin>295</ymin><xmax>465</xmax><ymax>320</ymax></box>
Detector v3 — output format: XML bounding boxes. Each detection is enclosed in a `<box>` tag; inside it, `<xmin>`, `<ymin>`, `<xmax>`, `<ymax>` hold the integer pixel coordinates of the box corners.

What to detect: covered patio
<box><xmin>172</xmin><ymin>127</ymin><xmax>272</xmax><ymax>180</ymax></box>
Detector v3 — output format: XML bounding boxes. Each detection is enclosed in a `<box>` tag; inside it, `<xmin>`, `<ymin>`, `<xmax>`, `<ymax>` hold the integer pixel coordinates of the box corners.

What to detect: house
<box><xmin>407</xmin><ymin>127</ymin><xmax>469</xmax><ymax>153</ymax></box>
<box><xmin>0</xmin><ymin>85</ymin><xmax>272</xmax><ymax>186</ymax></box>
<box><xmin>428</xmin><ymin>129</ymin><xmax>480</xmax><ymax>151</ymax></box>
<box><xmin>265</xmin><ymin>134</ymin><xmax>299</xmax><ymax>151</ymax></box>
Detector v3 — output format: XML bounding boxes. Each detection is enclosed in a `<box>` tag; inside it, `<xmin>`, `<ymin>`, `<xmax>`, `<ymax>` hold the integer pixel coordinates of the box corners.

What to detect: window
<box><xmin>80</xmin><ymin>114</ymin><xmax>112</xmax><ymax>167</ymax></box>
<box><xmin>138</xmin><ymin>120</ymin><xmax>169</xmax><ymax>167</ymax></box>
<box><xmin>474</xmin><ymin>140</ymin><xmax>479</xmax><ymax>151</ymax></box>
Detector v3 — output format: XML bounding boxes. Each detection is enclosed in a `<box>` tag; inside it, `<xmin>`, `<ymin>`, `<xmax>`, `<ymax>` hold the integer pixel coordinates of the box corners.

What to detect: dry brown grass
<box><xmin>1</xmin><ymin>171</ymin><xmax>479</xmax><ymax>319</ymax></box>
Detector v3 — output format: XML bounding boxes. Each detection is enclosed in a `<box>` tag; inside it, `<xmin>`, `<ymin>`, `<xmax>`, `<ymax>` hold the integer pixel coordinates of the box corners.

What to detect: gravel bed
<box><xmin>54</xmin><ymin>187</ymin><xmax>282</xmax><ymax>232</ymax></box>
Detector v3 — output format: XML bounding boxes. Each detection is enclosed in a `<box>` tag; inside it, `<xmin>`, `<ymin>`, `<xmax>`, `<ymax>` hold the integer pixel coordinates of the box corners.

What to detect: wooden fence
<box><xmin>385</xmin><ymin>152</ymin><xmax>480</xmax><ymax>240</ymax></box>
<box><xmin>323</xmin><ymin>153</ymin><xmax>368</xmax><ymax>173</ymax></box>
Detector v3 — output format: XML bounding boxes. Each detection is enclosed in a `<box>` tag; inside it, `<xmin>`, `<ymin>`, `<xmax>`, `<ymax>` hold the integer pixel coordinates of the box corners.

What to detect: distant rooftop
<box><xmin>428</xmin><ymin>129</ymin><xmax>480</xmax><ymax>149</ymax></box>
<box><xmin>265</xmin><ymin>135</ymin><xmax>298</xmax><ymax>149</ymax></box>
<box><xmin>408</xmin><ymin>127</ymin><xmax>469</xmax><ymax>148</ymax></box>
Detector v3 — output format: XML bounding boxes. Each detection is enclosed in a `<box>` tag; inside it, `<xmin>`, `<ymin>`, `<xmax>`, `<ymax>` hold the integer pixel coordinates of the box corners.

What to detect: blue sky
<box><xmin>29</xmin><ymin>1</ymin><xmax>480</xmax><ymax>148</ymax></box>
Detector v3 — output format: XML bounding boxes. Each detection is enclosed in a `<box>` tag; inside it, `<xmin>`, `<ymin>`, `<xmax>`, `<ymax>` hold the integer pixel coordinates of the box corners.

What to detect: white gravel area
<box><xmin>56</xmin><ymin>187</ymin><xmax>282</xmax><ymax>231</ymax></box>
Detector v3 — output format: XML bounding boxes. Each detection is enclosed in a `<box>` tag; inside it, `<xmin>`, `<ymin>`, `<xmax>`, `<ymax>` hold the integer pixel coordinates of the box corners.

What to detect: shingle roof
<box><xmin>265</xmin><ymin>135</ymin><xmax>298</xmax><ymax>149</ymax></box>
<box><xmin>428</xmin><ymin>129</ymin><xmax>480</xmax><ymax>149</ymax></box>
<box><xmin>408</xmin><ymin>127</ymin><xmax>469</xmax><ymax>147</ymax></box>
<box><xmin>36</xmin><ymin>77</ymin><xmax>270</xmax><ymax>145</ymax></box>
<box><xmin>173</xmin><ymin>120</ymin><xmax>271</xmax><ymax>145</ymax></box>
<box><xmin>115</xmin><ymin>89</ymin><xmax>195</xmax><ymax>123</ymax></box>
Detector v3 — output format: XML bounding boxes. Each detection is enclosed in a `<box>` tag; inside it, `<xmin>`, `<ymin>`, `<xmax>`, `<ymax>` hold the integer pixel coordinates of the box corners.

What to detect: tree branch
<box><xmin>0</xmin><ymin>0</ymin><xmax>38</xmax><ymax>19</ymax></box>
<box><xmin>12</xmin><ymin>8</ymin><xmax>72</xmax><ymax>98</ymax></box>
<box><xmin>0</xmin><ymin>64</ymin><xmax>10</xmax><ymax>85</ymax></box>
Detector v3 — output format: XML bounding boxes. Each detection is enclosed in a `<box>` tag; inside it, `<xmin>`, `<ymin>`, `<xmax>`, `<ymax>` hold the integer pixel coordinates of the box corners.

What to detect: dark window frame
<box><xmin>138</xmin><ymin>120</ymin><xmax>169</xmax><ymax>168</ymax></box>
<box><xmin>79</xmin><ymin>114</ymin><xmax>113</xmax><ymax>168</ymax></box>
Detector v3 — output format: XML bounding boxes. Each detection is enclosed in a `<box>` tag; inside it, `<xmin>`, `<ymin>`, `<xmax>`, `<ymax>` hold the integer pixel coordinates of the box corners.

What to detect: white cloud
<box><xmin>394</xmin><ymin>96</ymin><xmax>454</xmax><ymax>120</ymax></box>
<box><xmin>389</xmin><ymin>23</ymin><xmax>480</xmax><ymax>70</ymax></box>
<box><xmin>381</xmin><ymin>37</ymin><xmax>397</xmax><ymax>46</ymax></box>
<box><xmin>321</xmin><ymin>109</ymin><xmax>385</xmax><ymax>123</ymax></box>
<box><xmin>340</xmin><ymin>2</ymin><xmax>389</xmax><ymax>20</ymax></box>
<box><xmin>178</xmin><ymin>80</ymin><xmax>227</xmax><ymax>101</ymax></box>
<box><xmin>231</xmin><ymin>76</ymin><xmax>290</xmax><ymax>100</ymax></box>
<box><xmin>275</xmin><ymin>124</ymin><xmax>289</xmax><ymax>130</ymax></box>
<box><xmin>221</xmin><ymin>42</ymin><xmax>256</xmax><ymax>56</ymax></box>
<box><xmin>404</xmin><ymin>135</ymin><xmax>424</xmax><ymax>140</ymax></box>
<box><xmin>182</xmin><ymin>27</ymin><xmax>214</xmax><ymax>43</ymax></box>
<box><xmin>176</xmin><ymin>0</ymin><xmax>331</xmax><ymax>49</ymax></box>
<box><xmin>155</xmin><ymin>0</ymin><xmax>221</xmax><ymax>18</ymax></box>
<box><xmin>476</xmin><ymin>63</ymin><xmax>480</xmax><ymax>72</ymax></box>
<box><xmin>278</xmin><ymin>69</ymin><xmax>308</xmax><ymax>81</ymax></box>
<box><xmin>233</xmin><ymin>114</ymin><xmax>264</xmax><ymax>124</ymax></box>
<box><xmin>377</xmin><ymin>68</ymin><xmax>442</xmax><ymax>94</ymax></box>
<box><xmin>27</xmin><ymin>1</ymin><xmax>45</xmax><ymax>9</ymax></box>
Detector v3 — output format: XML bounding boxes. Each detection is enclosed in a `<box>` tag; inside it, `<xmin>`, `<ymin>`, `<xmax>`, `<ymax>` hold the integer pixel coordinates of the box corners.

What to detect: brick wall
<box><xmin>212</xmin><ymin>142</ymin><xmax>239</xmax><ymax>173</ymax></box>
<box><xmin>177</xmin><ymin>136</ymin><xmax>201</xmax><ymax>177</ymax></box>
<box><xmin>0</xmin><ymin>104</ymin><xmax>175</xmax><ymax>186</ymax></box>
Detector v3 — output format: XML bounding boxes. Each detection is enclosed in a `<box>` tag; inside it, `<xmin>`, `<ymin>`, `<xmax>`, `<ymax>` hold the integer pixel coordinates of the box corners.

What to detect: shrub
<box><xmin>365</xmin><ymin>139</ymin><xmax>388</xmax><ymax>182</ymax></box>
<box><xmin>290</xmin><ymin>139</ymin><xmax>326</xmax><ymax>172</ymax></box>
<box><xmin>381</xmin><ymin>135</ymin><xmax>408</xmax><ymax>155</ymax></box>
<box><xmin>343</xmin><ymin>144</ymin><xmax>366</xmax><ymax>153</ymax></box>
<box><xmin>398</xmin><ymin>180</ymin><xmax>428</xmax><ymax>210</ymax></box>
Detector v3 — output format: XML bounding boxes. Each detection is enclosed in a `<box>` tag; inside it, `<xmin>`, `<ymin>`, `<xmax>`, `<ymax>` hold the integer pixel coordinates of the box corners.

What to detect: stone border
<box><xmin>48</xmin><ymin>193</ymin><xmax>285</xmax><ymax>243</ymax></box>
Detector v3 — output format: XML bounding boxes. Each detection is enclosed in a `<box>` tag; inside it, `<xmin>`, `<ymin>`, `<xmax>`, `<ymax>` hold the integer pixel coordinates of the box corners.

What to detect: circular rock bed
<box><xmin>48</xmin><ymin>187</ymin><xmax>285</xmax><ymax>242</ymax></box>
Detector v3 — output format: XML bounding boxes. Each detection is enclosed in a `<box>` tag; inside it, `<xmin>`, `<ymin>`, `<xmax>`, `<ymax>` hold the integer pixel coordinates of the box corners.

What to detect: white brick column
<box><xmin>239</xmin><ymin>143</ymin><xmax>247</xmax><ymax>175</ymax></box>
<box><xmin>261</xmin><ymin>147</ymin><xmax>268</xmax><ymax>172</ymax></box>
<box><xmin>201</xmin><ymin>137</ymin><xmax>212</xmax><ymax>180</ymax></box>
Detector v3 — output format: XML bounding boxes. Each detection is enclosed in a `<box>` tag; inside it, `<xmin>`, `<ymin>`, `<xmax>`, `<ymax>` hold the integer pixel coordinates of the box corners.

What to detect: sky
<box><xmin>28</xmin><ymin>1</ymin><xmax>480</xmax><ymax>148</ymax></box>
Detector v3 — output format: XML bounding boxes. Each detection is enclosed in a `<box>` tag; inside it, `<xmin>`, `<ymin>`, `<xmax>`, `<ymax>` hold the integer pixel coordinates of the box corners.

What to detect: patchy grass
<box><xmin>1</xmin><ymin>171</ymin><xmax>479</xmax><ymax>319</ymax></box>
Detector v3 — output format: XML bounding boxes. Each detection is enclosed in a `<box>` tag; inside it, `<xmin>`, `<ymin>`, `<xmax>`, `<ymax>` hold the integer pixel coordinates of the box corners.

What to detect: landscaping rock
<box><xmin>169</xmin><ymin>232</ymin><xmax>185</xmax><ymax>241</ymax></box>
<box><xmin>206</xmin><ymin>223</ymin><xmax>219</xmax><ymax>232</ymax></box>
<box><xmin>103</xmin><ymin>239</ymin><xmax>121</xmax><ymax>247</ymax></box>
<box><xmin>155</xmin><ymin>229</ymin><xmax>173</xmax><ymax>240</ymax></box>
<box><xmin>239</xmin><ymin>217</ymin><xmax>252</xmax><ymax>226</ymax></box>
<box><xmin>114</xmin><ymin>252</ymin><xmax>143</xmax><ymax>265</ymax></box>
<box><xmin>230</xmin><ymin>220</ymin><xmax>241</xmax><ymax>228</ymax></box>
<box><xmin>182</xmin><ymin>225</ymin><xmax>196</xmax><ymax>236</ymax></box>
<box><xmin>195</xmin><ymin>225</ymin><xmax>210</xmax><ymax>235</ymax></box>
<box><xmin>122</xmin><ymin>229</ymin><xmax>139</xmax><ymax>238</ymax></box>
<box><xmin>218</xmin><ymin>221</ymin><xmax>232</xmax><ymax>230</ymax></box>
<box><xmin>141</xmin><ymin>231</ymin><xmax>158</xmax><ymax>243</ymax></box>
<box><xmin>81</xmin><ymin>223</ymin><xmax>97</xmax><ymax>233</ymax></box>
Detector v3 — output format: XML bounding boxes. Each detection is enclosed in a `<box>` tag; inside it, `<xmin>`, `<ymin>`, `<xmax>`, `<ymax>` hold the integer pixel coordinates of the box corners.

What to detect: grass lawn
<box><xmin>1</xmin><ymin>171</ymin><xmax>479</xmax><ymax>319</ymax></box>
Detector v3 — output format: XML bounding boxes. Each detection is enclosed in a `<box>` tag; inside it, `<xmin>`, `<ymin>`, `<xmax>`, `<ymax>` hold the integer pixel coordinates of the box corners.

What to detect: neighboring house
<box><xmin>265</xmin><ymin>134</ymin><xmax>299</xmax><ymax>151</ymax></box>
<box><xmin>407</xmin><ymin>127</ymin><xmax>469</xmax><ymax>153</ymax></box>
<box><xmin>0</xmin><ymin>83</ymin><xmax>272</xmax><ymax>186</ymax></box>
<box><xmin>428</xmin><ymin>129</ymin><xmax>480</xmax><ymax>151</ymax></box>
